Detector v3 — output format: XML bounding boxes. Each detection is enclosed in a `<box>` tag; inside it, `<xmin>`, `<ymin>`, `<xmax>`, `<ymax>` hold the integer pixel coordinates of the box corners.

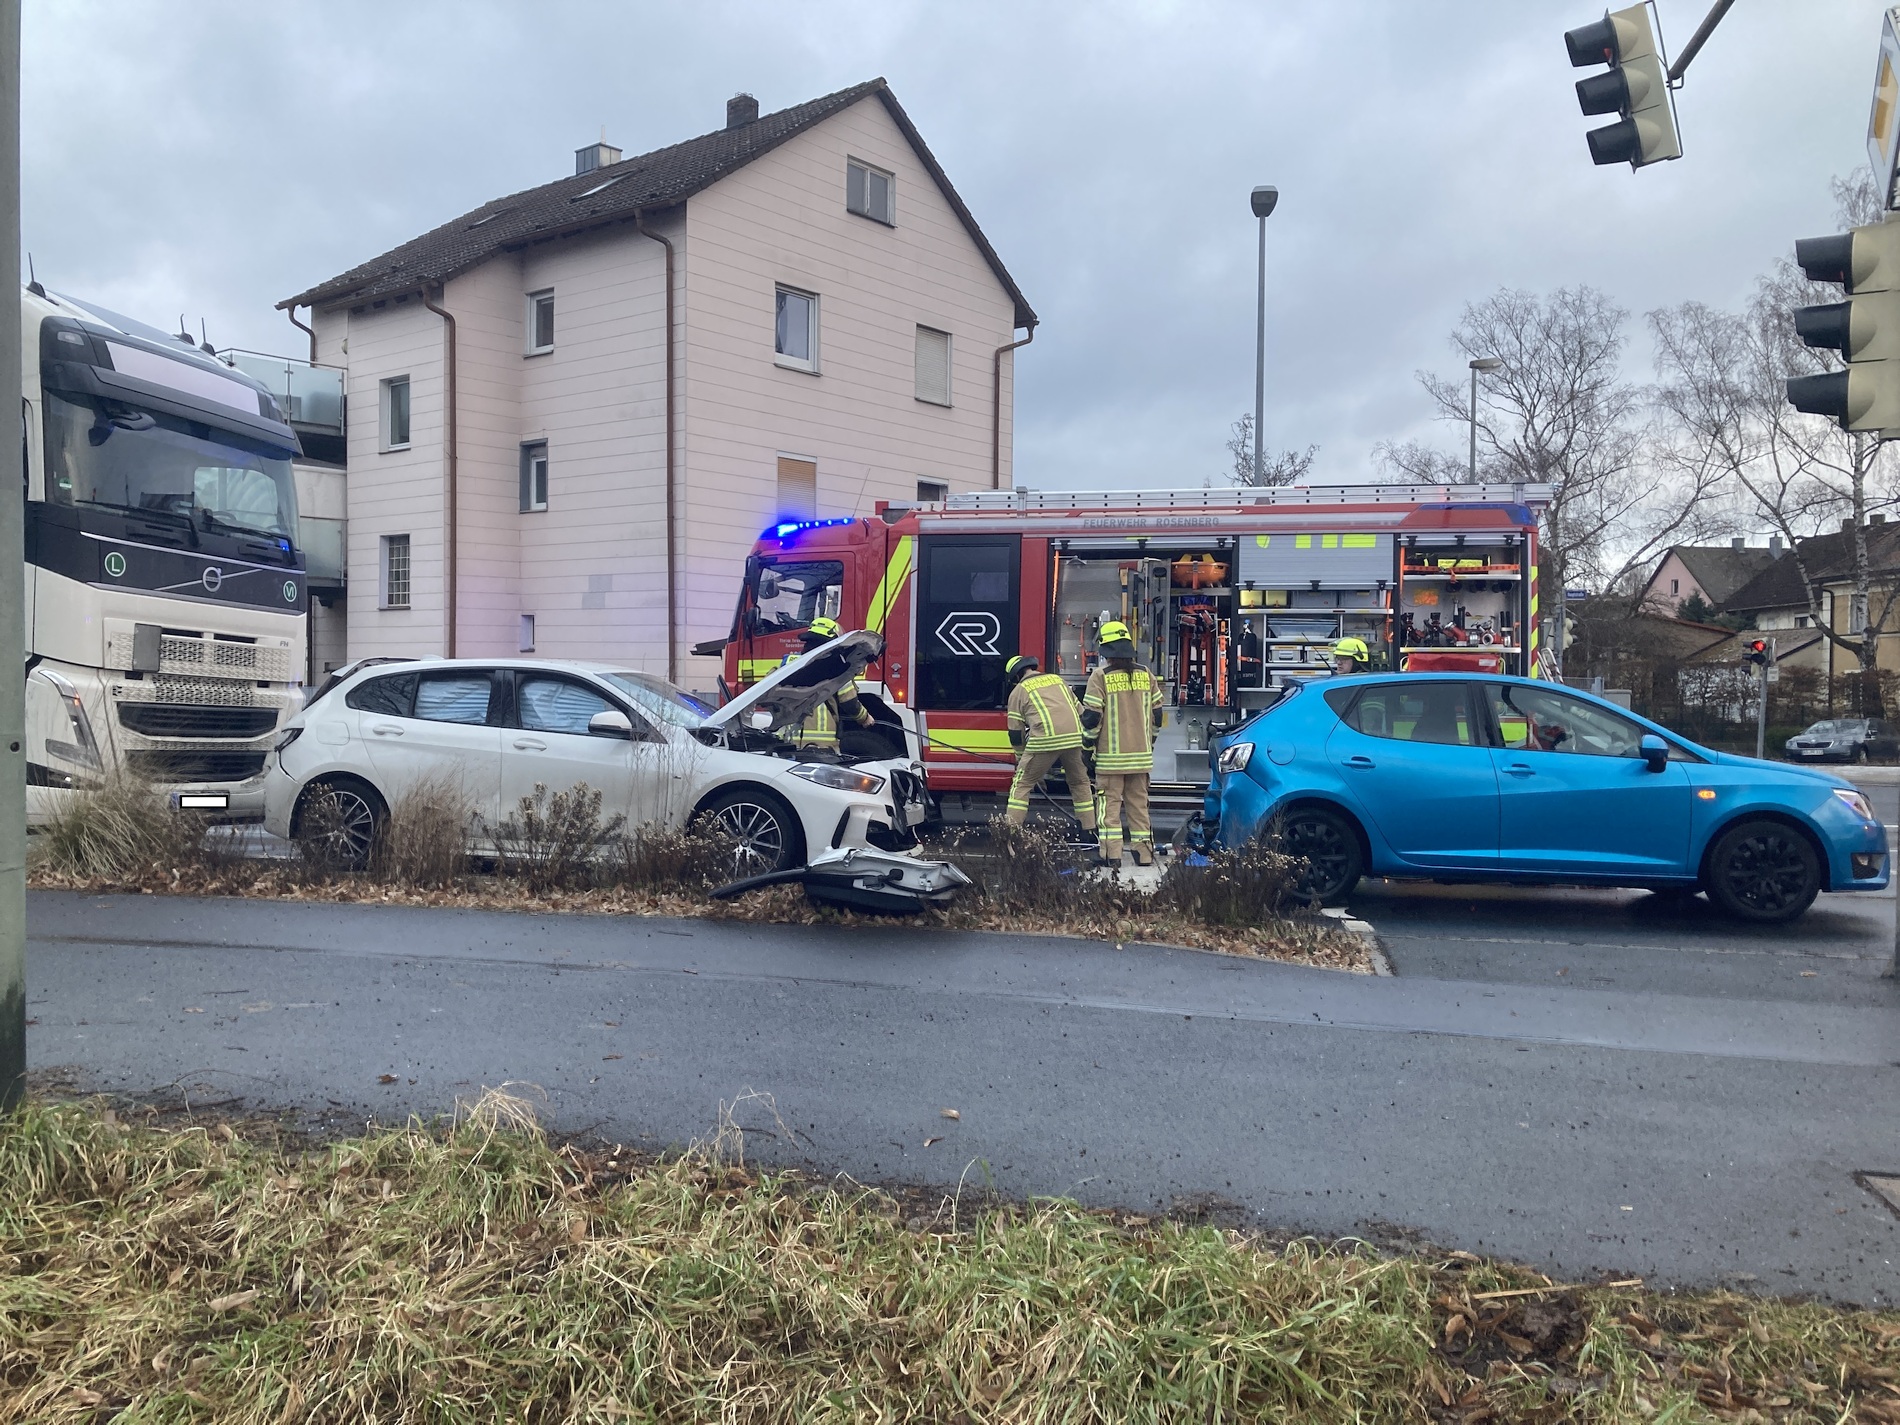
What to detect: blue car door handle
<box><xmin>1344</xmin><ymin>755</ymin><xmax>1375</xmax><ymax>769</ymax></box>
<box><xmin>1503</xmin><ymin>762</ymin><xmax>1534</xmax><ymax>778</ymax></box>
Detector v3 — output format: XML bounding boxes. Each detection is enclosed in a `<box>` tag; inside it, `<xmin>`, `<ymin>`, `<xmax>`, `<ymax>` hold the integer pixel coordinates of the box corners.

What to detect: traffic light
<box><xmin>1564</xmin><ymin>5</ymin><xmax>1681</xmax><ymax>168</ymax></box>
<box><xmin>1786</xmin><ymin>218</ymin><xmax>1900</xmax><ymax>433</ymax></box>
<box><xmin>1743</xmin><ymin>637</ymin><xmax>1771</xmax><ymax>667</ymax></box>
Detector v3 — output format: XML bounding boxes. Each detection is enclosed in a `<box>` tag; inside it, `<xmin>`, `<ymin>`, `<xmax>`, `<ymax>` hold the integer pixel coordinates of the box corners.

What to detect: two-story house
<box><xmin>278</xmin><ymin>79</ymin><xmax>1035</xmax><ymax>686</ymax></box>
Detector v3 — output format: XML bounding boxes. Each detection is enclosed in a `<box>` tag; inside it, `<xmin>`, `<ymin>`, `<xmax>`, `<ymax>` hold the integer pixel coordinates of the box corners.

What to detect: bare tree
<box><xmin>1384</xmin><ymin>286</ymin><xmax>1729</xmax><ymax>606</ymax></box>
<box><xmin>1650</xmin><ymin>170</ymin><xmax>1900</xmax><ymax>714</ymax></box>
<box><xmin>1222</xmin><ymin>413</ymin><xmax>1318</xmax><ymax>486</ymax></box>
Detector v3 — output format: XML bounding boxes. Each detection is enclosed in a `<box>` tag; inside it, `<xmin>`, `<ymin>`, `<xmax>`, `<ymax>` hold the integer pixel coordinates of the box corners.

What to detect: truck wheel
<box><xmin>1278</xmin><ymin>805</ymin><xmax>1363</xmax><ymax>905</ymax></box>
<box><xmin>294</xmin><ymin>777</ymin><xmax>385</xmax><ymax>872</ymax></box>
<box><xmin>695</xmin><ymin>786</ymin><xmax>805</xmax><ymax>876</ymax></box>
<box><xmin>1703</xmin><ymin>819</ymin><xmax>1820</xmax><ymax>923</ymax></box>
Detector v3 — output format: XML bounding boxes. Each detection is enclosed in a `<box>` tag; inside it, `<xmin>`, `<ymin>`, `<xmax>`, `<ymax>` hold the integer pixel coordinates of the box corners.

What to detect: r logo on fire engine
<box><xmin>935</xmin><ymin>611</ymin><xmax>1002</xmax><ymax>657</ymax></box>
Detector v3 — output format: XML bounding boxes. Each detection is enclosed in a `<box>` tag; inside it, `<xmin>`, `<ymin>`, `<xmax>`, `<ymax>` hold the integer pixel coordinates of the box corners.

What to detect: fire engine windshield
<box><xmin>747</xmin><ymin>559</ymin><xmax>843</xmax><ymax>634</ymax></box>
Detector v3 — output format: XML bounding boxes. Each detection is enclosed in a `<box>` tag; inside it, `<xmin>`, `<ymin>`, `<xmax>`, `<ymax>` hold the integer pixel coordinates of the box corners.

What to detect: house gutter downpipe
<box><xmin>421</xmin><ymin>288</ymin><xmax>459</xmax><ymax>658</ymax></box>
<box><xmin>286</xmin><ymin>304</ymin><xmax>317</xmax><ymax>366</ymax></box>
<box><xmin>634</xmin><ymin>209</ymin><xmax>679</xmax><ymax>682</ymax></box>
<box><xmin>991</xmin><ymin>322</ymin><xmax>1036</xmax><ymax>490</ymax></box>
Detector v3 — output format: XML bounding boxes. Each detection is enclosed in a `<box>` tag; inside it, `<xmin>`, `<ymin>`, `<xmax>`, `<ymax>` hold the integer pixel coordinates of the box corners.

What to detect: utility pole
<box><xmin>0</xmin><ymin>0</ymin><xmax>23</xmax><ymax>1113</ymax></box>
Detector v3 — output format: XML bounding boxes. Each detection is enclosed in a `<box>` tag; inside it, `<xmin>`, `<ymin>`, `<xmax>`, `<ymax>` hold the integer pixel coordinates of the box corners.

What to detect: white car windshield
<box><xmin>600</xmin><ymin>672</ymin><xmax>715</xmax><ymax>730</ymax></box>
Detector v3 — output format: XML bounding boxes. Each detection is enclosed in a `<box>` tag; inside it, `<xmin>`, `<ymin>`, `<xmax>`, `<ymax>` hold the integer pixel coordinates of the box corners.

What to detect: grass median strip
<box><xmin>1</xmin><ymin>1096</ymin><xmax>1895</xmax><ymax>1423</ymax></box>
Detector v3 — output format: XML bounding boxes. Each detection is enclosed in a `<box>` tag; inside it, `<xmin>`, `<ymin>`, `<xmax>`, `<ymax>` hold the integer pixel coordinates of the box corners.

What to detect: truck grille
<box><xmin>126</xmin><ymin>750</ymin><xmax>266</xmax><ymax>782</ymax></box>
<box><xmin>118</xmin><ymin>704</ymin><xmax>279</xmax><ymax>738</ymax></box>
<box><xmin>104</xmin><ymin>627</ymin><xmax>296</xmax><ymax>683</ymax></box>
<box><xmin>148</xmin><ymin>675</ymin><xmax>256</xmax><ymax>707</ymax></box>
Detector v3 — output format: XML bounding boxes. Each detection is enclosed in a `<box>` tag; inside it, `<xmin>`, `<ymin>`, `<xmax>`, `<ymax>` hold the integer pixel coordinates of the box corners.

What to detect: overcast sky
<box><xmin>21</xmin><ymin>0</ymin><xmax>1892</xmax><ymax>489</ymax></box>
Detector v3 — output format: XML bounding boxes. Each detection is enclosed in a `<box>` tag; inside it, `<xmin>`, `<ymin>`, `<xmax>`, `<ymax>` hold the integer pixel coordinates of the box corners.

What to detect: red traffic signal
<box><xmin>1743</xmin><ymin>638</ymin><xmax>1770</xmax><ymax>666</ymax></box>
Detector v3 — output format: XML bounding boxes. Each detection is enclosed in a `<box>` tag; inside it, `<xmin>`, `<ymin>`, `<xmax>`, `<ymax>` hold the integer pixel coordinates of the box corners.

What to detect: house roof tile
<box><xmin>279</xmin><ymin>79</ymin><xmax>1035</xmax><ymax>328</ymax></box>
<box><xmin>1723</xmin><ymin>523</ymin><xmax>1900</xmax><ymax>613</ymax></box>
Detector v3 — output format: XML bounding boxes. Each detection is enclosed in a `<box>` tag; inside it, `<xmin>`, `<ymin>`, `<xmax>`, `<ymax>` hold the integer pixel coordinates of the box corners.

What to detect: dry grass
<box><xmin>1</xmin><ymin>1095</ymin><xmax>1894</xmax><ymax>1424</ymax></box>
<box><xmin>27</xmin><ymin>785</ymin><xmax>1372</xmax><ymax>972</ymax></box>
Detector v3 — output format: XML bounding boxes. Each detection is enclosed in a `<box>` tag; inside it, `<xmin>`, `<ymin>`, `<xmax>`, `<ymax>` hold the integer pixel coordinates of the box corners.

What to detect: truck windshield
<box><xmin>41</xmin><ymin>390</ymin><xmax>298</xmax><ymax>541</ymax></box>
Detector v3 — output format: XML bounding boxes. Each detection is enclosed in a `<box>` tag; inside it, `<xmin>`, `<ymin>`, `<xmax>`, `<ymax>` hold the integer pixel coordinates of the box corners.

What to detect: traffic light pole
<box><xmin>1666</xmin><ymin>0</ymin><xmax>1736</xmax><ymax>84</ymax></box>
<box><xmin>0</xmin><ymin>0</ymin><xmax>22</xmax><ymax>1113</ymax></box>
<box><xmin>1755</xmin><ymin>658</ymin><xmax>1768</xmax><ymax>760</ymax></box>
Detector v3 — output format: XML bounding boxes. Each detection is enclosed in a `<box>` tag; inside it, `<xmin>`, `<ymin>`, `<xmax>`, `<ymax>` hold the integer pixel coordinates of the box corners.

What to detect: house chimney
<box><xmin>727</xmin><ymin>93</ymin><xmax>759</xmax><ymax>129</ymax></box>
<box><xmin>1843</xmin><ymin>517</ymin><xmax>1856</xmax><ymax>533</ymax></box>
<box><xmin>1874</xmin><ymin>513</ymin><xmax>1889</xmax><ymax>525</ymax></box>
<box><xmin>1769</xmin><ymin>535</ymin><xmax>1784</xmax><ymax>556</ymax></box>
<box><xmin>1730</xmin><ymin>536</ymin><xmax>1745</xmax><ymax>550</ymax></box>
<box><xmin>574</xmin><ymin>140</ymin><xmax>622</xmax><ymax>176</ymax></box>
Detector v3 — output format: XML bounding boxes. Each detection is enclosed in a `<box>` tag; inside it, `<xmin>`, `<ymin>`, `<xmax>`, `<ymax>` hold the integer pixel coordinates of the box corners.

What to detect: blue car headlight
<box><xmin>1832</xmin><ymin>787</ymin><xmax>1875</xmax><ymax>821</ymax></box>
<box><xmin>1216</xmin><ymin>742</ymin><xmax>1254</xmax><ymax>774</ymax></box>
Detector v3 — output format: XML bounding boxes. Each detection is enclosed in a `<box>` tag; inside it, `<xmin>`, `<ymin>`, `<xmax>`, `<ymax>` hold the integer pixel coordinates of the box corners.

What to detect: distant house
<box><xmin>278</xmin><ymin>79</ymin><xmax>1035</xmax><ymax>684</ymax></box>
<box><xmin>1719</xmin><ymin>519</ymin><xmax>1900</xmax><ymax>677</ymax></box>
<box><xmin>1640</xmin><ymin>539</ymin><xmax>1782</xmax><ymax>616</ymax></box>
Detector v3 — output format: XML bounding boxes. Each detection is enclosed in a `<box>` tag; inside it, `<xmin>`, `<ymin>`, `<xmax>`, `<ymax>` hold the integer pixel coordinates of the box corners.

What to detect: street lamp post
<box><xmin>1250</xmin><ymin>186</ymin><xmax>1278</xmax><ymax>486</ymax></box>
<box><xmin>1468</xmin><ymin>357</ymin><xmax>1503</xmax><ymax>482</ymax></box>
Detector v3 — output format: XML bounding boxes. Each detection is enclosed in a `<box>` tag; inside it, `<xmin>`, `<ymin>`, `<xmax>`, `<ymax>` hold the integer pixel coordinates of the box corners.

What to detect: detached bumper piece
<box><xmin>710</xmin><ymin>848</ymin><xmax>972</xmax><ymax>915</ymax></box>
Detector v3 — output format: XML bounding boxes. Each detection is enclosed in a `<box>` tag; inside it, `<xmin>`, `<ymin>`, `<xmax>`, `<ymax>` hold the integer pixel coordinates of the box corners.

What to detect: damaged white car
<box><xmin>263</xmin><ymin>631</ymin><xmax>929</xmax><ymax>874</ymax></box>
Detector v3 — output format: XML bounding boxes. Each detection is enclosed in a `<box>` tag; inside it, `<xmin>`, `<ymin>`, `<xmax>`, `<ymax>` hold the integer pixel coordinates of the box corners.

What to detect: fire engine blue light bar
<box><xmin>766</xmin><ymin>516</ymin><xmax>855</xmax><ymax>540</ymax></box>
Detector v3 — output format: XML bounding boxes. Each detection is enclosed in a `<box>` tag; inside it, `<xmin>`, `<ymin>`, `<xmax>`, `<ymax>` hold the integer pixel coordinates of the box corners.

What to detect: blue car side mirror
<box><xmin>1639</xmin><ymin>733</ymin><xmax>1668</xmax><ymax>773</ymax></box>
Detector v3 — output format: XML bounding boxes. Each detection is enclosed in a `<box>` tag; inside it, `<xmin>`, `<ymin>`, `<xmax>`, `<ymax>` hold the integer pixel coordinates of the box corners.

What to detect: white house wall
<box><xmin>678</xmin><ymin>100</ymin><xmax>1021</xmax><ymax>680</ymax></box>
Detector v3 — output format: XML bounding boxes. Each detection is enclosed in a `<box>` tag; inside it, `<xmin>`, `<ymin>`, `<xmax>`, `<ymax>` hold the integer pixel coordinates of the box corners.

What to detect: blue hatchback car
<box><xmin>1201</xmin><ymin>674</ymin><xmax>1889</xmax><ymax>922</ymax></box>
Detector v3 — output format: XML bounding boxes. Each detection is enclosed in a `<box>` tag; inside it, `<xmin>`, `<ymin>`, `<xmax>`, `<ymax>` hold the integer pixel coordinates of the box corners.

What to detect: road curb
<box><xmin>1321</xmin><ymin>906</ymin><xmax>1391</xmax><ymax>976</ymax></box>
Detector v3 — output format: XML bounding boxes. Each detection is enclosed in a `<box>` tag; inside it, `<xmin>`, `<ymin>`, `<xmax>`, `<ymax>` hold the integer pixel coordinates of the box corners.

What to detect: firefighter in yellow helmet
<box><xmin>1003</xmin><ymin>655</ymin><xmax>1096</xmax><ymax>832</ymax></box>
<box><xmin>783</xmin><ymin>616</ymin><xmax>874</xmax><ymax>751</ymax></box>
<box><xmin>1331</xmin><ymin>636</ymin><xmax>1371</xmax><ymax>675</ymax></box>
<box><xmin>1082</xmin><ymin>619</ymin><xmax>1164</xmax><ymax>866</ymax></box>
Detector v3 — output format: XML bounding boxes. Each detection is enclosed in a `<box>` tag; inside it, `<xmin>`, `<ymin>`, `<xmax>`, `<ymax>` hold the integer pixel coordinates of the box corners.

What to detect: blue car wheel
<box><xmin>1279</xmin><ymin>805</ymin><xmax>1364</xmax><ymax>906</ymax></box>
<box><xmin>1704</xmin><ymin>819</ymin><xmax>1821</xmax><ymax>923</ymax></box>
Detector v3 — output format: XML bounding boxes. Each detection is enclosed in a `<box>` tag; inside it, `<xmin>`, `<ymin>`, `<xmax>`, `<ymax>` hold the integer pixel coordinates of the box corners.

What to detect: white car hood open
<box><xmin>703</xmin><ymin>629</ymin><xmax>884</xmax><ymax>735</ymax></box>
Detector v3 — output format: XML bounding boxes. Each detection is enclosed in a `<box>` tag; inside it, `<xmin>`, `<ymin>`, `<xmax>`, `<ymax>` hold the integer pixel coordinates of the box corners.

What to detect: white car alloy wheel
<box><xmin>295</xmin><ymin>779</ymin><xmax>383</xmax><ymax>871</ymax></box>
<box><xmin>699</xmin><ymin>786</ymin><xmax>803</xmax><ymax>876</ymax></box>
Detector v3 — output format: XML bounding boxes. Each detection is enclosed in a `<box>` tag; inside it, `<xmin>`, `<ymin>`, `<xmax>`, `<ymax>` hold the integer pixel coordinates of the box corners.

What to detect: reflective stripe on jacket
<box><xmin>1083</xmin><ymin>663</ymin><xmax>1163</xmax><ymax>772</ymax></box>
<box><xmin>1007</xmin><ymin>673</ymin><xmax>1085</xmax><ymax>751</ymax></box>
<box><xmin>782</xmin><ymin>651</ymin><xmax>873</xmax><ymax>748</ymax></box>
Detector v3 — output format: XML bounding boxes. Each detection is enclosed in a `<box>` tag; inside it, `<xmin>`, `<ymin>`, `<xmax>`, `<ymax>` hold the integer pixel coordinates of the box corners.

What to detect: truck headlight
<box><xmin>790</xmin><ymin>763</ymin><xmax>886</xmax><ymax>795</ymax></box>
<box><xmin>1832</xmin><ymin>787</ymin><xmax>1875</xmax><ymax>821</ymax></box>
<box><xmin>1216</xmin><ymin>742</ymin><xmax>1254</xmax><ymax>774</ymax></box>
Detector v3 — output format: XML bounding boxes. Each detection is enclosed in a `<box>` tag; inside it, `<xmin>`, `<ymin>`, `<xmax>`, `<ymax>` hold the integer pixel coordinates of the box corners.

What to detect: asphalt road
<box><xmin>24</xmin><ymin>884</ymin><xmax>1900</xmax><ymax>1305</ymax></box>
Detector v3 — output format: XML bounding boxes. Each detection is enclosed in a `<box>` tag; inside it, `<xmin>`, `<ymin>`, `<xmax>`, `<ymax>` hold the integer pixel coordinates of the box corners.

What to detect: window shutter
<box><xmin>777</xmin><ymin>457</ymin><xmax>817</xmax><ymax>518</ymax></box>
<box><xmin>915</xmin><ymin>327</ymin><xmax>951</xmax><ymax>406</ymax></box>
<box><xmin>847</xmin><ymin>163</ymin><xmax>867</xmax><ymax>216</ymax></box>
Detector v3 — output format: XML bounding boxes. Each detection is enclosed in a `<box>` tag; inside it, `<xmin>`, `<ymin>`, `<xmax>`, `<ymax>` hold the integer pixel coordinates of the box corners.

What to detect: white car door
<box><xmin>355</xmin><ymin>668</ymin><xmax>503</xmax><ymax>830</ymax></box>
<box><xmin>502</xmin><ymin>672</ymin><xmax>668</xmax><ymax>830</ymax></box>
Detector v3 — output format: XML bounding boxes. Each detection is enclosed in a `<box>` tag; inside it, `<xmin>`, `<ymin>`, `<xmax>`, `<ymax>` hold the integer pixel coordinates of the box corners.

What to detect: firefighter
<box><xmin>1003</xmin><ymin>655</ymin><xmax>1096</xmax><ymax>832</ymax></box>
<box><xmin>1082</xmin><ymin>619</ymin><xmax>1164</xmax><ymax>866</ymax></box>
<box><xmin>784</xmin><ymin>616</ymin><xmax>874</xmax><ymax>751</ymax></box>
<box><xmin>1330</xmin><ymin>636</ymin><xmax>1370</xmax><ymax>676</ymax></box>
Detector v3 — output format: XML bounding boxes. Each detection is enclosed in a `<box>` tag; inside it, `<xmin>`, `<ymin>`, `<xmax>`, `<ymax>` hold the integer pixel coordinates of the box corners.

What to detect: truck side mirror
<box><xmin>1639</xmin><ymin>733</ymin><xmax>1668</xmax><ymax>773</ymax></box>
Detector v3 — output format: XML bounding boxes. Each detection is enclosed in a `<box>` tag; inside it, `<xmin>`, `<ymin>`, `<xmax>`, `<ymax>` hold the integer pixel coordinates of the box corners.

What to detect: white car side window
<box><xmin>519</xmin><ymin>678</ymin><xmax>613</xmax><ymax>735</ymax></box>
<box><xmin>414</xmin><ymin>675</ymin><xmax>492</xmax><ymax>725</ymax></box>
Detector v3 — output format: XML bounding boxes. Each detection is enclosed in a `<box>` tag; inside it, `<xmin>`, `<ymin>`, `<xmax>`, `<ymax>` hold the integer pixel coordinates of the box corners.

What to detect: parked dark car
<box><xmin>1784</xmin><ymin>718</ymin><xmax>1900</xmax><ymax>763</ymax></box>
<box><xmin>1200</xmin><ymin>674</ymin><xmax>1889</xmax><ymax>923</ymax></box>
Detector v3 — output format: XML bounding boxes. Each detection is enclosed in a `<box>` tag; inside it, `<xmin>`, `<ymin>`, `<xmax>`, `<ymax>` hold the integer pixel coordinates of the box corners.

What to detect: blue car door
<box><xmin>1481</xmin><ymin>682</ymin><xmax>1693</xmax><ymax>876</ymax></box>
<box><xmin>1326</xmin><ymin>679</ymin><xmax>1499</xmax><ymax>868</ymax></box>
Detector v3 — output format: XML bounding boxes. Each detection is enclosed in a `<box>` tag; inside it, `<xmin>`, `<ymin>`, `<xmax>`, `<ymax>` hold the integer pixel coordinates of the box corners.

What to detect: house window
<box><xmin>380</xmin><ymin>534</ymin><xmax>411</xmax><ymax>610</ymax></box>
<box><xmin>381</xmin><ymin>377</ymin><xmax>411</xmax><ymax>450</ymax></box>
<box><xmin>917</xmin><ymin>479</ymin><xmax>949</xmax><ymax>503</ymax></box>
<box><xmin>1796</xmin><ymin>615</ymin><xmax>1812</xmax><ymax>628</ymax></box>
<box><xmin>526</xmin><ymin>290</ymin><xmax>555</xmax><ymax>354</ymax></box>
<box><xmin>520</xmin><ymin>441</ymin><xmax>549</xmax><ymax>513</ymax></box>
<box><xmin>1669</xmin><ymin>578</ymin><xmax>1679</xmax><ymax>595</ymax></box>
<box><xmin>846</xmin><ymin>160</ymin><xmax>895</xmax><ymax>225</ymax></box>
<box><xmin>519</xmin><ymin>614</ymin><xmax>536</xmax><ymax>652</ymax></box>
<box><xmin>915</xmin><ymin>326</ymin><xmax>951</xmax><ymax>406</ymax></box>
<box><xmin>777</xmin><ymin>456</ymin><xmax>817</xmax><ymax>520</ymax></box>
<box><xmin>775</xmin><ymin>287</ymin><xmax>817</xmax><ymax>371</ymax></box>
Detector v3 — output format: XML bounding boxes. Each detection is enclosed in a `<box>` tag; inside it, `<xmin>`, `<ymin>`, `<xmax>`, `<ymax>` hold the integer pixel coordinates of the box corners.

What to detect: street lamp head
<box><xmin>1250</xmin><ymin>185</ymin><xmax>1279</xmax><ymax>219</ymax></box>
<box><xmin>1469</xmin><ymin>357</ymin><xmax>1505</xmax><ymax>372</ymax></box>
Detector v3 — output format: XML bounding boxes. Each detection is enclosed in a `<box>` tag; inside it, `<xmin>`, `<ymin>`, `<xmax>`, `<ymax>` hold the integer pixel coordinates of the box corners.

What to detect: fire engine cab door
<box><xmin>915</xmin><ymin>536</ymin><xmax>1020</xmax><ymax>710</ymax></box>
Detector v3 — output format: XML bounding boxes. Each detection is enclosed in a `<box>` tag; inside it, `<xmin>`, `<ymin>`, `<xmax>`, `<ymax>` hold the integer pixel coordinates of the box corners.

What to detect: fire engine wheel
<box><xmin>696</xmin><ymin>786</ymin><xmax>806</xmax><ymax>877</ymax></box>
<box><xmin>293</xmin><ymin>776</ymin><xmax>386</xmax><ymax>872</ymax></box>
<box><xmin>1277</xmin><ymin>805</ymin><xmax>1363</xmax><ymax>905</ymax></box>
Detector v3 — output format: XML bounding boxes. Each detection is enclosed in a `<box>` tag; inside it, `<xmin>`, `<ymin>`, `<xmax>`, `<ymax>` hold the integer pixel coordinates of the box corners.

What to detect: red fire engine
<box><xmin>702</xmin><ymin>484</ymin><xmax>1553</xmax><ymax>802</ymax></box>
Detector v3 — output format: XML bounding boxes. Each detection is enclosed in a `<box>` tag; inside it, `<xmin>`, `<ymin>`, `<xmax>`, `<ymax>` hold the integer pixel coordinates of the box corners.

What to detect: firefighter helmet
<box><xmin>1332</xmin><ymin>636</ymin><xmax>1370</xmax><ymax>661</ymax></box>
<box><xmin>804</xmin><ymin>616</ymin><xmax>842</xmax><ymax>641</ymax></box>
<box><xmin>1005</xmin><ymin>654</ymin><xmax>1039</xmax><ymax>684</ymax></box>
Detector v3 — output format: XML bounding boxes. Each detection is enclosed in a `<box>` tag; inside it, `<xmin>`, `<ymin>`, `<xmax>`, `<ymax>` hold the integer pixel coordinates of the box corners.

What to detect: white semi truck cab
<box><xmin>21</xmin><ymin>285</ymin><xmax>308</xmax><ymax>822</ymax></box>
